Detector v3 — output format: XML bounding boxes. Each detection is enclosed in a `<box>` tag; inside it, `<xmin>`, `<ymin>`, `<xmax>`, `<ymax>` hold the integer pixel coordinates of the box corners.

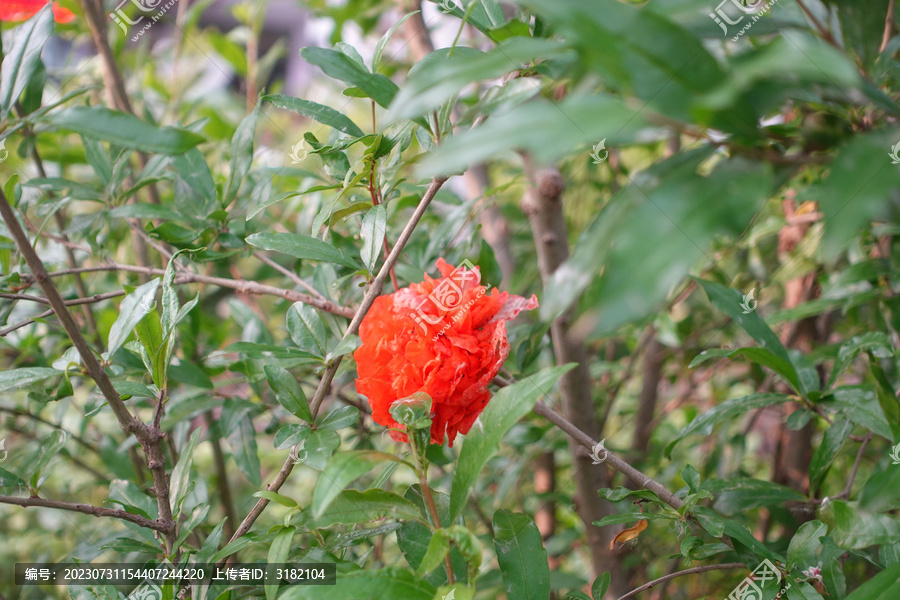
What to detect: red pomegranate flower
<box><xmin>0</xmin><ymin>1</ymin><xmax>75</xmax><ymax>23</ymax></box>
<box><xmin>354</xmin><ymin>258</ymin><xmax>538</xmax><ymax>447</ymax></box>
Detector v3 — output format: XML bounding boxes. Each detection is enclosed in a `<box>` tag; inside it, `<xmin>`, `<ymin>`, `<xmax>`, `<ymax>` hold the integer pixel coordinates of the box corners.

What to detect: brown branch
<box><xmin>217</xmin><ymin>177</ymin><xmax>446</xmax><ymax>566</ymax></box>
<box><xmin>0</xmin><ymin>495</ymin><xmax>169</xmax><ymax>532</ymax></box>
<box><xmin>883</xmin><ymin>0</ymin><xmax>897</xmax><ymax>53</ymax></box>
<box><xmin>253</xmin><ymin>252</ymin><xmax>327</xmax><ymax>301</ymax></box>
<box><xmin>0</xmin><ymin>189</ymin><xmax>176</xmax><ymax>548</ymax></box>
<box><xmin>615</xmin><ymin>563</ymin><xmax>745</xmax><ymax>600</ymax></box>
<box><xmin>27</xmin><ymin>263</ymin><xmax>356</xmax><ymax>319</ymax></box>
<box><xmin>838</xmin><ymin>432</ymin><xmax>873</xmax><ymax>499</ymax></box>
<box><xmin>0</xmin><ymin>291</ymin><xmax>128</xmax><ymax>337</ymax></box>
<box><xmin>532</xmin><ymin>401</ymin><xmax>684</xmax><ymax>510</ymax></box>
<box><xmin>204</xmin><ymin>411</ymin><xmax>237</xmax><ymax>540</ymax></box>
<box><xmin>520</xmin><ymin>160</ymin><xmax>622</xmax><ymax>587</ymax></box>
<box><xmin>794</xmin><ymin>0</ymin><xmax>843</xmax><ymax>50</ymax></box>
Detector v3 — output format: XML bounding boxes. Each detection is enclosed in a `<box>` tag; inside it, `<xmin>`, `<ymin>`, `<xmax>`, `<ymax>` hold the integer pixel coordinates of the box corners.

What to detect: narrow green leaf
<box><xmin>174</xmin><ymin>504</ymin><xmax>210</xmax><ymax>553</ymax></box>
<box><xmin>313</xmin><ymin>489</ymin><xmax>421</xmax><ymax>527</ymax></box>
<box><xmin>43</xmin><ymin>107</ymin><xmax>204</xmax><ymax>155</ymax></box>
<box><xmin>317</xmin><ymin>406</ymin><xmax>359</xmax><ymax>431</ymax></box>
<box><xmin>450</xmin><ymin>364</ymin><xmax>576</xmax><ymax>520</ymax></box>
<box><xmin>300</xmin><ymin>47</ymin><xmax>399</xmax><ymax>108</ymax></box>
<box><xmin>0</xmin><ymin>6</ymin><xmax>54</xmax><ymax>119</ymax></box>
<box><xmin>264</xmin><ymin>94</ymin><xmax>365</xmax><ymax>137</ymax></box>
<box><xmin>227</xmin><ymin>414</ymin><xmax>261</xmax><ymax>487</ymax></box>
<box><xmin>844</xmin><ymin>564</ymin><xmax>900</xmax><ymax>600</ymax></box>
<box><xmin>106</xmin><ymin>279</ymin><xmax>160</xmax><ymax>358</ymax></box>
<box><xmin>373</xmin><ymin>12</ymin><xmax>418</xmax><ymax>71</ymax></box>
<box><xmin>492</xmin><ymin>509</ymin><xmax>550</xmax><ymax>600</ymax></box>
<box><xmin>416</xmin><ymin>529</ymin><xmax>450</xmax><ymax>577</ymax></box>
<box><xmin>591</xmin><ymin>573</ymin><xmax>611</xmax><ymax>600</ymax></box>
<box><xmin>696</xmin><ymin>279</ymin><xmax>803</xmax><ymax>394</ymax></box>
<box><xmin>223</xmin><ymin>104</ymin><xmax>260</xmax><ymax>206</ymax></box>
<box><xmin>690</xmin><ymin>347</ymin><xmax>802</xmax><ymax>394</ymax></box>
<box><xmin>264</xmin><ymin>365</ymin><xmax>313</xmax><ymax>422</ymax></box>
<box><xmin>253</xmin><ymin>491</ymin><xmax>298</xmax><ymax>508</ymax></box>
<box><xmin>246</xmin><ymin>232</ymin><xmax>359</xmax><ymax>269</ymax></box>
<box><xmin>287</xmin><ymin>302</ymin><xmax>328</xmax><ymax>356</ymax></box>
<box><xmin>266</xmin><ymin>527</ymin><xmax>295</xmax><ymax>600</ymax></box>
<box><xmin>169</xmin><ymin>428</ymin><xmax>202</xmax><ymax>518</ymax></box>
<box><xmin>360</xmin><ymin>205</ymin><xmax>386</xmax><ymax>272</ymax></box>
<box><xmin>671</xmin><ymin>398</ymin><xmax>783</xmax><ymax>461</ymax></box>
<box><xmin>0</xmin><ymin>367</ymin><xmax>59</xmax><ymax>392</ymax></box>
<box><xmin>312</xmin><ymin>451</ymin><xmax>409</xmax><ymax>518</ymax></box>
<box><xmin>173</xmin><ymin>148</ymin><xmax>217</xmax><ymax>219</ymax></box>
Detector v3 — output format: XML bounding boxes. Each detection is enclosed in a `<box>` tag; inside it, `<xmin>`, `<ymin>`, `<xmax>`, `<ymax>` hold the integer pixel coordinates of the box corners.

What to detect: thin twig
<box><xmin>838</xmin><ymin>432</ymin><xmax>873</xmax><ymax>499</ymax></box>
<box><xmin>253</xmin><ymin>252</ymin><xmax>327</xmax><ymax>300</ymax></box>
<box><xmin>0</xmin><ymin>495</ymin><xmax>170</xmax><ymax>532</ymax></box>
<box><xmin>615</xmin><ymin>563</ymin><xmax>745</xmax><ymax>600</ymax></box>
<box><xmin>794</xmin><ymin>0</ymin><xmax>842</xmax><ymax>49</ymax></box>
<box><xmin>881</xmin><ymin>0</ymin><xmax>897</xmax><ymax>53</ymax></box>
<box><xmin>26</xmin><ymin>263</ymin><xmax>356</xmax><ymax>318</ymax></box>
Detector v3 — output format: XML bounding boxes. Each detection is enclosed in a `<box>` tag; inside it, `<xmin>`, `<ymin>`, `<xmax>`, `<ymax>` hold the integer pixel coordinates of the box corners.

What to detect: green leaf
<box><xmin>287</xmin><ymin>302</ymin><xmax>328</xmax><ymax>357</ymax></box>
<box><xmin>833</xmin><ymin>386</ymin><xmax>894</xmax><ymax>440</ymax></box>
<box><xmin>312</xmin><ymin>489</ymin><xmax>421</xmax><ymax>527</ymax></box>
<box><xmin>173</xmin><ymin>149</ymin><xmax>218</xmax><ymax>219</ymax></box>
<box><xmin>174</xmin><ymin>504</ymin><xmax>210</xmax><ymax>553</ymax></box>
<box><xmin>264</xmin><ymin>94</ymin><xmax>365</xmax><ymax>137</ymax></box>
<box><xmin>318</xmin><ymin>406</ymin><xmax>360</xmax><ymax>431</ymax></box>
<box><xmin>0</xmin><ymin>5</ymin><xmax>54</xmax><ymax>120</ymax></box>
<box><xmin>811</xmin><ymin>129</ymin><xmax>900</xmax><ymax>260</ymax></box>
<box><xmin>246</xmin><ymin>232</ymin><xmax>360</xmax><ymax>269</ymax></box>
<box><xmin>387</xmin><ymin>38</ymin><xmax>565</xmax><ymax>122</ymax></box>
<box><xmin>373</xmin><ymin>11</ymin><xmax>418</xmax><ymax>72</ymax></box>
<box><xmin>696</xmin><ymin>279</ymin><xmax>802</xmax><ymax>394</ymax></box>
<box><xmin>690</xmin><ymin>347</ymin><xmax>802</xmax><ymax>393</ymax></box>
<box><xmin>829</xmin><ymin>332</ymin><xmax>894</xmax><ymax>388</ymax></box>
<box><xmin>858</xmin><ymin>461</ymin><xmax>900</xmax><ymax>513</ymax></box>
<box><xmin>591</xmin><ymin>573</ymin><xmax>610</xmax><ymax>600</ymax></box>
<box><xmin>278</xmin><ymin>567</ymin><xmax>435</xmax><ymax>600</ymax></box>
<box><xmin>253</xmin><ymin>491</ymin><xmax>298</xmax><ymax>508</ymax></box>
<box><xmin>221</xmin><ymin>342</ymin><xmax>320</xmax><ymax>360</ymax></box>
<box><xmin>703</xmin><ymin>478</ymin><xmax>806</xmax><ymax>514</ymax></box>
<box><xmin>265</xmin><ymin>365</ymin><xmax>313</xmax><ymax>422</ymax></box>
<box><xmin>266</xmin><ymin>527</ymin><xmax>295</xmax><ymax>600</ymax></box>
<box><xmin>667</xmin><ymin>394</ymin><xmax>790</xmax><ymax>455</ymax></box>
<box><xmin>825</xmin><ymin>499</ymin><xmax>900</xmax><ymax>549</ymax></box>
<box><xmin>843</xmin><ymin>562</ymin><xmax>900</xmax><ymax>600</ymax></box>
<box><xmin>419</xmin><ymin>92</ymin><xmax>649</xmax><ymax>176</ymax></box>
<box><xmin>809</xmin><ymin>418</ymin><xmax>853</xmax><ymax>493</ymax></box>
<box><xmin>0</xmin><ymin>367</ymin><xmax>59</xmax><ymax>392</ymax></box>
<box><xmin>787</xmin><ymin>520</ymin><xmax>827</xmax><ymax>569</ymax></box>
<box><xmin>169</xmin><ymin>428</ymin><xmax>202</xmax><ymax>518</ymax></box>
<box><xmin>312</xmin><ymin>451</ymin><xmax>409</xmax><ymax>518</ymax></box>
<box><xmin>450</xmin><ymin>364</ymin><xmax>576</xmax><ymax>520</ymax></box>
<box><xmin>492</xmin><ymin>509</ymin><xmax>550</xmax><ymax>600</ymax></box>
<box><xmin>0</xmin><ymin>468</ymin><xmax>28</xmax><ymax>489</ymax></box>
<box><xmin>106</xmin><ymin>279</ymin><xmax>160</xmax><ymax>358</ymax></box>
<box><xmin>106</xmin><ymin>479</ymin><xmax>158</xmax><ymax>520</ymax></box>
<box><xmin>416</xmin><ymin>529</ymin><xmax>450</xmax><ymax>577</ymax></box>
<box><xmin>360</xmin><ymin>205</ymin><xmax>386</xmax><ymax>273</ymax></box>
<box><xmin>43</xmin><ymin>107</ymin><xmax>204</xmax><ymax>155</ymax></box>
<box><xmin>301</xmin><ymin>429</ymin><xmax>341</xmax><ymax>471</ymax></box>
<box><xmin>227</xmin><ymin>413</ymin><xmax>261</xmax><ymax>487</ymax></box>
<box><xmin>223</xmin><ymin>104</ymin><xmax>260</xmax><ymax>206</ymax></box>
<box><xmin>300</xmin><ymin>47</ymin><xmax>399</xmax><ymax>108</ymax></box>
<box><xmin>274</xmin><ymin>424</ymin><xmax>312</xmax><ymax>450</ymax></box>
<box><xmin>326</xmin><ymin>334</ymin><xmax>362</xmax><ymax>362</ymax></box>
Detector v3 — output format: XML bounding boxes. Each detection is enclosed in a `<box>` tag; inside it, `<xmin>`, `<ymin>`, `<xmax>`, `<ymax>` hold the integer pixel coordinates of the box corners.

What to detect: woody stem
<box><xmin>410</xmin><ymin>433</ymin><xmax>455</xmax><ymax>585</ymax></box>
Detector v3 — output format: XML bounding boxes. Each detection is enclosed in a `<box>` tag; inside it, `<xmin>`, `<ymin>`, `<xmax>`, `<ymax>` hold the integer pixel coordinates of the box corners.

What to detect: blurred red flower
<box><xmin>354</xmin><ymin>258</ymin><xmax>538</xmax><ymax>447</ymax></box>
<box><xmin>0</xmin><ymin>1</ymin><xmax>75</xmax><ymax>23</ymax></box>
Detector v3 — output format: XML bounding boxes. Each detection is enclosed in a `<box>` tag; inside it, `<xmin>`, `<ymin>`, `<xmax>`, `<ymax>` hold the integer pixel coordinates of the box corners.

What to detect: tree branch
<box><xmin>0</xmin><ymin>189</ymin><xmax>176</xmax><ymax>547</ymax></box>
<box><xmin>615</xmin><ymin>563</ymin><xmax>745</xmax><ymax>600</ymax></box>
<box><xmin>24</xmin><ymin>263</ymin><xmax>356</xmax><ymax>318</ymax></box>
<box><xmin>0</xmin><ymin>494</ymin><xmax>169</xmax><ymax>532</ymax></box>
